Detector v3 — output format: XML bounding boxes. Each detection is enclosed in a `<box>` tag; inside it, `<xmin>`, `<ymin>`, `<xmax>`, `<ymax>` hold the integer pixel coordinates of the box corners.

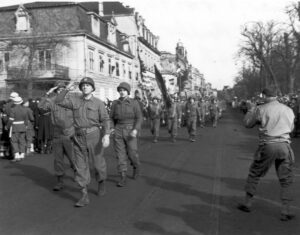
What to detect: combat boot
<box><xmin>97</xmin><ymin>180</ymin><xmax>106</xmax><ymax>196</ymax></box>
<box><xmin>117</xmin><ymin>172</ymin><xmax>127</xmax><ymax>187</ymax></box>
<box><xmin>280</xmin><ymin>202</ymin><xmax>295</xmax><ymax>221</ymax></box>
<box><xmin>75</xmin><ymin>187</ymin><xmax>89</xmax><ymax>207</ymax></box>
<box><xmin>53</xmin><ymin>176</ymin><xmax>64</xmax><ymax>191</ymax></box>
<box><xmin>132</xmin><ymin>166</ymin><xmax>140</xmax><ymax>180</ymax></box>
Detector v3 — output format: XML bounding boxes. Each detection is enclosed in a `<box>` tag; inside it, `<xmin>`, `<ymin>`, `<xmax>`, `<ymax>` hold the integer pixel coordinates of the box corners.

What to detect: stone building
<box><xmin>0</xmin><ymin>2</ymin><xmax>138</xmax><ymax>100</ymax></box>
<box><xmin>160</xmin><ymin>41</ymin><xmax>206</xmax><ymax>97</ymax></box>
<box><xmin>102</xmin><ymin>1</ymin><xmax>161</xmax><ymax>98</ymax></box>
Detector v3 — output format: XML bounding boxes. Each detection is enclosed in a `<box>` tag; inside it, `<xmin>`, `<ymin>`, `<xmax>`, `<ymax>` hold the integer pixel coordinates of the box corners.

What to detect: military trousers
<box><xmin>245</xmin><ymin>142</ymin><xmax>294</xmax><ymax>203</ymax></box>
<box><xmin>11</xmin><ymin>132</ymin><xmax>26</xmax><ymax>154</ymax></box>
<box><xmin>199</xmin><ymin>111</ymin><xmax>206</xmax><ymax>126</ymax></box>
<box><xmin>168</xmin><ymin>118</ymin><xmax>178</xmax><ymax>137</ymax></box>
<box><xmin>186</xmin><ymin>117</ymin><xmax>197</xmax><ymax>138</ymax></box>
<box><xmin>52</xmin><ymin>135</ymin><xmax>75</xmax><ymax>177</ymax></box>
<box><xmin>113</xmin><ymin>124</ymin><xmax>140</xmax><ymax>173</ymax></box>
<box><xmin>150</xmin><ymin>118</ymin><xmax>160</xmax><ymax>137</ymax></box>
<box><xmin>73</xmin><ymin>128</ymin><xmax>106</xmax><ymax>188</ymax></box>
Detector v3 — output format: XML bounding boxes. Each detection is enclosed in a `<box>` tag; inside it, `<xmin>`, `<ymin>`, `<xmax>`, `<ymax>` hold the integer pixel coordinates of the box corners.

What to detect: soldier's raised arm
<box><xmin>54</xmin><ymin>82</ymin><xmax>76</xmax><ymax>109</ymax></box>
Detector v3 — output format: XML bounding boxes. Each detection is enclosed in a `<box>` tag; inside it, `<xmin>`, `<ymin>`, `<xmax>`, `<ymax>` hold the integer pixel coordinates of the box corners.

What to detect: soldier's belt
<box><xmin>115</xmin><ymin>123</ymin><xmax>134</xmax><ymax>130</ymax></box>
<box><xmin>75</xmin><ymin>126</ymin><xmax>100</xmax><ymax>136</ymax></box>
<box><xmin>12</xmin><ymin>121</ymin><xmax>25</xmax><ymax>125</ymax></box>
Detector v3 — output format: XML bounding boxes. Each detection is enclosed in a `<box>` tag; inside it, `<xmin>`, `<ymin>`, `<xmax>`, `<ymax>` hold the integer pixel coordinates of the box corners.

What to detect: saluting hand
<box><xmin>102</xmin><ymin>134</ymin><xmax>110</xmax><ymax>148</ymax></box>
<box><xmin>47</xmin><ymin>86</ymin><xmax>58</xmax><ymax>95</ymax></box>
<box><xmin>66</xmin><ymin>82</ymin><xmax>77</xmax><ymax>91</ymax></box>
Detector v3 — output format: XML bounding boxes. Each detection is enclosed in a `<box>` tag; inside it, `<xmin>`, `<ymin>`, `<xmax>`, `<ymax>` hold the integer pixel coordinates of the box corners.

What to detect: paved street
<box><xmin>0</xmin><ymin>108</ymin><xmax>299</xmax><ymax>235</ymax></box>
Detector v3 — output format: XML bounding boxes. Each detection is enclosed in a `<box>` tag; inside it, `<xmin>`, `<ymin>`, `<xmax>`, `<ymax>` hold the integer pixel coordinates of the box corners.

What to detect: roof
<box><xmin>0</xmin><ymin>2</ymin><xmax>76</xmax><ymax>12</ymax></box>
<box><xmin>102</xmin><ymin>2</ymin><xmax>134</xmax><ymax>15</ymax></box>
<box><xmin>138</xmin><ymin>37</ymin><xmax>160</xmax><ymax>56</ymax></box>
<box><xmin>0</xmin><ymin>2</ymin><xmax>133</xmax><ymax>58</ymax></box>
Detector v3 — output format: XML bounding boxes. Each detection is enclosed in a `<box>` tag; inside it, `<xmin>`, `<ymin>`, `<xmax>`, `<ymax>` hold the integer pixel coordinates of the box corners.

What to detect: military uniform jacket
<box><xmin>38</xmin><ymin>94</ymin><xmax>74</xmax><ymax>136</ymax></box>
<box><xmin>110</xmin><ymin>97</ymin><xmax>143</xmax><ymax>131</ymax></box>
<box><xmin>198</xmin><ymin>101</ymin><xmax>208</xmax><ymax>114</ymax></box>
<box><xmin>55</xmin><ymin>90</ymin><xmax>110</xmax><ymax>135</ymax></box>
<box><xmin>166</xmin><ymin>102</ymin><xmax>182</xmax><ymax>119</ymax></box>
<box><xmin>8</xmin><ymin>104</ymin><xmax>30</xmax><ymax>133</ymax></box>
<box><xmin>148</xmin><ymin>103</ymin><xmax>163</xmax><ymax>120</ymax></box>
<box><xmin>185</xmin><ymin>102</ymin><xmax>200</xmax><ymax>119</ymax></box>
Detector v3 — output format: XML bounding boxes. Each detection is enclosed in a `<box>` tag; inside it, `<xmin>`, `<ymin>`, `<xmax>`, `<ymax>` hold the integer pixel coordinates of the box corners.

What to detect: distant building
<box><xmin>160</xmin><ymin>41</ymin><xmax>206</xmax><ymax>97</ymax></box>
<box><xmin>101</xmin><ymin>1</ymin><xmax>161</xmax><ymax>97</ymax></box>
<box><xmin>0</xmin><ymin>2</ymin><xmax>138</xmax><ymax>100</ymax></box>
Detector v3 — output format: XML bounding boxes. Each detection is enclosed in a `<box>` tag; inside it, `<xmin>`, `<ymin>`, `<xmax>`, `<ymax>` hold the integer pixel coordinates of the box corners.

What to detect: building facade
<box><xmin>0</xmin><ymin>2</ymin><xmax>138</xmax><ymax>100</ymax></box>
<box><xmin>102</xmin><ymin>2</ymin><xmax>161</xmax><ymax>98</ymax></box>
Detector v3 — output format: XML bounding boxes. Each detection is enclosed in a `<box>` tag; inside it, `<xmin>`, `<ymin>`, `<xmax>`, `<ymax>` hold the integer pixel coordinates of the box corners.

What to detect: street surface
<box><xmin>0</xmin><ymin>108</ymin><xmax>299</xmax><ymax>235</ymax></box>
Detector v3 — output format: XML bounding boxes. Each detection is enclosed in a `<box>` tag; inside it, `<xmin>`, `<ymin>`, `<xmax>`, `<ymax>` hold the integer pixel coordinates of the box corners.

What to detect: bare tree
<box><xmin>239</xmin><ymin>21</ymin><xmax>283</xmax><ymax>94</ymax></box>
<box><xmin>4</xmin><ymin>11</ymin><xmax>69</xmax><ymax>98</ymax></box>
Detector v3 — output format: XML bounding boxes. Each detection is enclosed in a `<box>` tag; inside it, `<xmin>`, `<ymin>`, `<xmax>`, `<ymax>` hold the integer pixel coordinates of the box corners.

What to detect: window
<box><xmin>122</xmin><ymin>63</ymin><xmax>126</xmax><ymax>78</ymax></box>
<box><xmin>136</xmin><ymin>72</ymin><xmax>139</xmax><ymax>81</ymax></box>
<box><xmin>108</xmin><ymin>58</ymin><xmax>112</xmax><ymax>75</ymax></box>
<box><xmin>89</xmin><ymin>50</ymin><xmax>94</xmax><ymax>70</ymax></box>
<box><xmin>0</xmin><ymin>60</ymin><xmax>3</xmax><ymax>72</ymax></box>
<box><xmin>116</xmin><ymin>62</ymin><xmax>119</xmax><ymax>76</ymax></box>
<box><xmin>15</xmin><ymin>6</ymin><xmax>30</xmax><ymax>31</ymax></box>
<box><xmin>91</xmin><ymin>15</ymin><xmax>100</xmax><ymax>37</ymax></box>
<box><xmin>107</xmin><ymin>23</ymin><xmax>116</xmax><ymax>45</ymax></box>
<box><xmin>38</xmin><ymin>50</ymin><xmax>51</xmax><ymax>70</ymax></box>
<box><xmin>128</xmin><ymin>65</ymin><xmax>132</xmax><ymax>79</ymax></box>
<box><xmin>4</xmin><ymin>52</ymin><xmax>9</xmax><ymax>66</ymax></box>
<box><xmin>99</xmin><ymin>55</ymin><xmax>104</xmax><ymax>72</ymax></box>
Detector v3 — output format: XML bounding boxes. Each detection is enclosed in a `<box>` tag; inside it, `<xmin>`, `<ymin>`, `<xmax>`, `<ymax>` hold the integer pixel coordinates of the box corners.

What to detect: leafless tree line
<box><xmin>233</xmin><ymin>2</ymin><xmax>300</xmax><ymax>98</ymax></box>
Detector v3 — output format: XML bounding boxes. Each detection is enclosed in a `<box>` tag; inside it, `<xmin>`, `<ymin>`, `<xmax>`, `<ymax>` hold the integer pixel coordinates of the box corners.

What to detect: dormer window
<box><xmin>15</xmin><ymin>5</ymin><xmax>31</xmax><ymax>32</ymax></box>
<box><xmin>91</xmin><ymin>15</ymin><xmax>100</xmax><ymax>37</ymax></box>
<box><xmin>107</xmin><ymin>22</ymin><xmax>116</xmax><ymax>45</ymax></box>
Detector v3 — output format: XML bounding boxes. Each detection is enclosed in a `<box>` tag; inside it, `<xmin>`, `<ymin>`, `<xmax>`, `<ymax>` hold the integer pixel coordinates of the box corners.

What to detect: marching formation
<box><xmin>0</xmin><ymin>77</ymin><xmax>222</xmax><ymax>208</ymax></box>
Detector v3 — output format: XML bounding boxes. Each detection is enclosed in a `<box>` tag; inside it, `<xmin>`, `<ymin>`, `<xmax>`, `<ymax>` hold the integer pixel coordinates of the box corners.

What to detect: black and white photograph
<box><xmin>0</xmin><ymin>0</ymin><xmax>299</xmax><ymax>234</ymax></box>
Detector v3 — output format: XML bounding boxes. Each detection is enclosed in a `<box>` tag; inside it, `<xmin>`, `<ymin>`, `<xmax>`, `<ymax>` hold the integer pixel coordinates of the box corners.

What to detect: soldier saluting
<box><xmin>54</xmin><ymin>77</ymin><xmax>110</xmax><ymax>207</ymax></box>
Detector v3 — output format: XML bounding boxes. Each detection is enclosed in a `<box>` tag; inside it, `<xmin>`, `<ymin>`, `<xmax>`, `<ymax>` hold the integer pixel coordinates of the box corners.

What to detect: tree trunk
<box><xmin>288</xmin><ymin>72</ymin><xmax>296</xmax><ymax>94</ymax></box>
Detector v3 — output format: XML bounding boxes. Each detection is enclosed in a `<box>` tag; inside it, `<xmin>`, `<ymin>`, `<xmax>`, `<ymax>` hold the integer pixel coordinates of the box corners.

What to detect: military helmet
<box><xmin>117</xmin><ymin>82</ymin><xmax>131</xmax><ymax>94</ymax></box>
<box><xmin>79</xmin><ymin>77</ymin><xmax>95</xmax><ymax>91</ymax></box>
<box><xmin>152</xmin><ymin>96</ymin><xmax>159</xmax><ymax>101</ymax></box>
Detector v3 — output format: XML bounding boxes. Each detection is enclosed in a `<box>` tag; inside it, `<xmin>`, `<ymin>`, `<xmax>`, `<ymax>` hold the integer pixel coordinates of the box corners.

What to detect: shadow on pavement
<box><xmin>5</xmin><ymin>163</ymin><xmax>78</xmax><ymax>202</ymax></box>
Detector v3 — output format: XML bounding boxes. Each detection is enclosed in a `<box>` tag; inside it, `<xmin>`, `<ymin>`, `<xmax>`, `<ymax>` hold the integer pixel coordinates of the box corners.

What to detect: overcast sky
<box><xmin>0</xmin><ymin>0</ymin><xmax>293</xmax><ymax>89</ymax></box>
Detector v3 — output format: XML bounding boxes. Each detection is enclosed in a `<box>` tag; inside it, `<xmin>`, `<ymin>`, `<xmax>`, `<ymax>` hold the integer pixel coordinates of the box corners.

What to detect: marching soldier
<box><xmin>147</xmin><ymin>96</ymin><xmax>163</xmax><ymax>143</ymax></box>
<box><xmin>209</xmin><ymin>98</ymin><xmax>220</xmax><ymax>128</ymax></box>
<box><xmin>38</xmin><ymin>81</ymin><xmax>76</xmax><ymax>191</ymax></box>
<box><xmin>55</xmin><ymin>77</ymin><xmax>110</xmax><ymax>207</ymax></box>
<box><xmin>7</xmin><ymin>95</ymin><xmax>32</xmax><ymax>162</ymax></box>
<box><xmin>166</xmin><ymin>95</ymin><xmax>182</xmax><ymax>143</ymax></box>
<box><xmin>23</xmin><ymin>99</ymin><xmax>35</xmax><ymax>155</ymax></box>
<box><xmin>198</xmin><ymin>97</ymin><xmax>207</xmax><ymax>128</ymax></box>
<box><xmin>110</xmin><ymin>82</ymin><xmax>143</xmax><ymax>187</ymax></box>
<box><xmin>185</xmin><ymin>96</ymin><xmax>200</xmax><ymax>142</ymax></box>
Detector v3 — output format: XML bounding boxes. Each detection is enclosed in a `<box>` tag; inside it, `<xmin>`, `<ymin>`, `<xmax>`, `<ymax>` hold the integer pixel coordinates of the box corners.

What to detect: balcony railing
<box><xmin>5</xmin><ymin>63</ymin><xmax>69</xmax><ymax>80</ymax></box>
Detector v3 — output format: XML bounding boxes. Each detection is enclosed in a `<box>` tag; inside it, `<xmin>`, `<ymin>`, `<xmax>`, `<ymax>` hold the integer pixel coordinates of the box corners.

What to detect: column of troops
<box><xmin>0</xmin><ymin>78</ymin><xmax>223</xmax><ymax>207</ymax></box>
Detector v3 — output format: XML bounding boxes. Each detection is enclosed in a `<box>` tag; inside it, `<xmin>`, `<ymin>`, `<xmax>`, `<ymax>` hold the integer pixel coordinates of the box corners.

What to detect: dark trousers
<box><xmin>113</xmin><ymin>125</ymin><xmax>139</xmax><ymax>173</ymax></box>
<box><xmin>245</xmin><ymin>142</ymin><xmax>294</xmax><ymax>203</ymax></box>
<box><xmin>168</xmin><ymin>118</ymin><xmax>178</xmax><ymax>137</ymax></box>
<box><xmin>150</xmin><ymin>118</ymin><xmax>160</xmax><ymax>137</ymax></box>
<box><xmin>73</xmin><ymin>129</ymin><xmax>106</xmax><ymax>188</ymax></box>
<box><xmin>186</xmin><ymin>117</ymin><xmax>197</xmax><ymax>137</ymax></box>
<box><xmin>11</xmin><ymin>132</ymin><xmax>26</xmax><ymax>153</ymax></box>
<box><xmin>52</xmin><ymin>135</ymin><xmax>75</xmax><ymax>176</ymax></box>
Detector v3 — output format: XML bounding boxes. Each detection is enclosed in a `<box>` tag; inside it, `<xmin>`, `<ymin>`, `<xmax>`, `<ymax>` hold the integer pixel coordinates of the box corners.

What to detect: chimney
<box><xmin>99</xmin><ymin>2</ymin><xmax>104</xmax><ymax>16</ymax></box>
